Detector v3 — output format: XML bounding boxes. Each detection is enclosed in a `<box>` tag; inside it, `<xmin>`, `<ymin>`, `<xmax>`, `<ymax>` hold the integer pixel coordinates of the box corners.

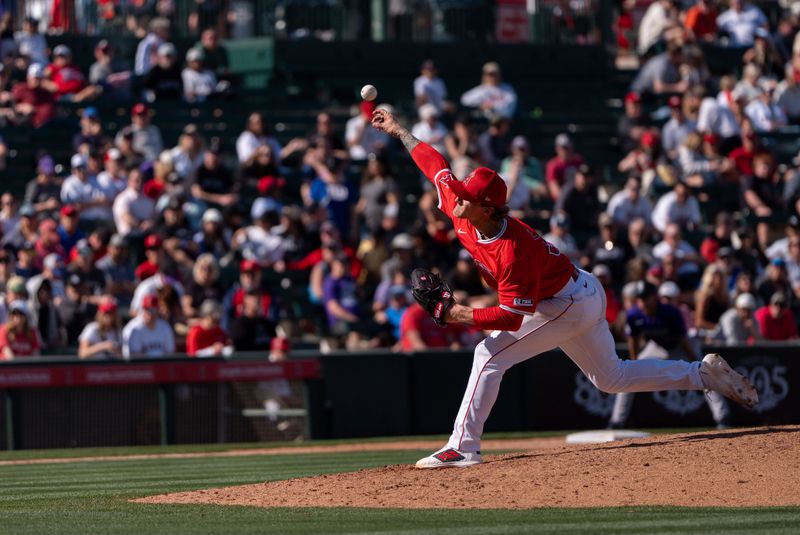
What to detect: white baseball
<box><xmin>360</xmin><ymin>84</ymin><xmax>378</xmax><ymax>101</ymax></box>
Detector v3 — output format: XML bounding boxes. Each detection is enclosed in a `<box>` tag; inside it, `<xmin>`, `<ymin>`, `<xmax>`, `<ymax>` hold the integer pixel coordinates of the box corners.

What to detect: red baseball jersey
<box><xmin>412</xmin><ymin>143</ymin><xmax>573</xmax><ymax>315</ymax></box>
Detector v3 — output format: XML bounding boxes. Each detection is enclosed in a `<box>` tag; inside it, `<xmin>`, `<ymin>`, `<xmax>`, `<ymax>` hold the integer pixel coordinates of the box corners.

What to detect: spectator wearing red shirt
<box><xmin>727</xmin><ymin>130</ymin><xmax>769</xmax><ymax>178</ymax></box>
<box><xmin>11</xmin><ymin>64</ymin><xmax>56</xmax><ymax>128</ymax></box>
<box><xmin>545</xmin><ymin>133</ymin><xmax>585</xmax><ymax>200</ymax></box>
<box><xmin>0</xmin><ymin>301</ymin><xmax>41</xmax><ymax>359</ymax></box>
<box><xmin>398</xmin><ymin>303</ymin><xmax>464</xmax><ymax>352</ymax></box>
<box><xmin>135</xmin><ymin>234</ymin><xmax>163</xmax><ymax>281</ymax></box>
<box><xmin>700</xmin><ymin>212</ymin><xmax>735</xmax><ymax>264</ymax></box>
<box><xmin>754</xmin><ymin>292</ymin><xmax>798</xmax><ymax>341</ymax></box>
<box><xmin>186</xmin><ymin>299</ymin><xmax>232</xmax><ymax>357</ymax></box>
<box><xmin>684</xmin><ymin>0</ymin><xmax>717</xmax><ymax>42</ymax></box>
<box><xmin>42</xmin><ymin>45</ymin><xmax>98</xmax><ymax>102</ymax></box>
<box><xmin>35</xmin><ymin>219</ymin><xmax>66</xmax><ymax>267</ymax></box>
<box><xmin>592</xmin><ymin>264</ymin><xmax>621</xmax><ymax>325</ymax></box>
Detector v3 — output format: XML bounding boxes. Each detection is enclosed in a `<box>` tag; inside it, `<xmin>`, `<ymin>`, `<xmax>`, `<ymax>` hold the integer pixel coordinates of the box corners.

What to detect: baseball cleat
<box><xmin>699</xmin><ymin>353</ymin><xmax>758</xmax><ymax>409</ymax></box>
<box><xmin>415</xmin><ymin>447</ymin><xmax>482</xmax><ymax>469</ymax></box>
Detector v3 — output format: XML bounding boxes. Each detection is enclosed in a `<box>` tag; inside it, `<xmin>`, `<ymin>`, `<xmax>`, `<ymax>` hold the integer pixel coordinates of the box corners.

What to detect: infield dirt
<box><xmin>135</xmin><ymin>425</ymin><xmax>800</xmax><ymax>509</ymax></box>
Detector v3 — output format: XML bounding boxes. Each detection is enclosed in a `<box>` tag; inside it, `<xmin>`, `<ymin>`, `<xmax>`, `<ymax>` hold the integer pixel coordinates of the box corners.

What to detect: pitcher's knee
<box><xmin>473</xmin><ymin>341</ymin><xmax>492</xmax><ymax>366</ymax></box>
<box><xmin>589</xmin><ymin>361</ymin><xmax>627</xmax><ymax>393</ymax></box>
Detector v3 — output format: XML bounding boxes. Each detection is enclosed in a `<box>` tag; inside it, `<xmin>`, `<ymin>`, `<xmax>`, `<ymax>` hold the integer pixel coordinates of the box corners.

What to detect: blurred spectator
<box><xmin>411</xmin><ymin>103</ymin><xmax>447</xmax><ymax>155</ymax></box>
<box><xmin>35</xmin><ymin>178</ymin><xmax>63</xmax><ymax>218</ymax></box>
<box><xmin>309</xmin><ymin>112</ymin><xmax>345</xmax><ymax>155</ymax></box>
<box><xmin>302</xmin><ymin>142</ymin><xmax>357</xmax><ymax>240</ymax></box>
<box><xmin>0</xmin><ymin>193</ymin><xmax>19</xmax><ymax>236</ymax></box>
<box><xmin>131</xmin><ymin>262</ymin><xmax>185</xmax><ymax>316</ymax></box>
<box><xmin>719</xmin><ymin>292</ymin><xmax>760</xmax><ymax>344</ymax></box>
<box><xmin>618</xmin><ymin>130</ymin><xmax>661</xmax><ymax>177</ymax></box>
<box><xmin>716</xmin><ymin>0</ymin><xmax>768</xmax><ymax>47</ymax></box>
<box><xmin>35</xmin><ymin>219</ymin><xmax>65</xmax><ymax>263</ymax></box>
<box><xmin>194</xmin><ymin>29</ymin><xmax>229</xmax><ymax>75</ymax></box>
<box><xmin>765</xmin><ymin>215</ymin><xmax>800</xmax><ymax>261</ymax></box>
<box><xmin>677</xmin><ymin>132</ymin><xmax>720</xmax><ymax>186</ymax></box>
<box><xmin>477</xmin><ymin>115</ymin><xmax>510</xmax><ymax>170</ymax></box>
<box><xmin>42</xmin><ymin>45</ymin><xmax>99</xmax><ymax>103</ymax></box>
<box><xmin>355</xmin><ymin>157</ymin><xmax>398</xmax><ymax>235</ymax></box>
<box><xmin>630</xmin><ymin>43</ymin><xmax>686</xmax><ymax>96</ymax></box>
<box><xmin>775</xmin><ymin>64</ymin><xmax>800</xmax><ymax>123</ymax></box>
<box><xmin>14</xmin><ymin>16</ymin><xmax>48</xmax><ymax>65</ymax></box>
<box><xmin>744</xmin><ymin>153</ymin><xmax>784</xmax><ymax>247</ymax></box>
<box><xmin>662</xmin><ymin>95</ymin><xmax>697</xmax><ymax>162</ymax></box>
<box><xmin>754</xmin><ymin>291</ymin><xmax>797</xmax><ymax>340</ymax></box>
<box><xmin>191</xmin><ymin>143</ymin><xmax>238</xmax><ymax>208</ymax></box>
<box><xmin>116</xmin><ymin>104</ymin><xmax>164</xmax><ymax>162</ymax></box>
<box><xmin>653</xmin><ymin>223</ymin><xmax>699</xmax><ymax>262</ymax></box>
<box><xmin>695</xmin><ymin>84</ymin><xmax>741</xmax><ymax>143</ymax></box>
<box><xmin>169</xmin><ymin>124</ymin><xmax>204</xmax><ymax>180</ymax></box>
<box><xmin>638</xmin><ymin>0</ymin><xmax>677</xmax><ymax>56</ymax></box>
<box><xmin>700</xmin><ymin>212</ymin><xmax>735</xmax><ymax>263</ymax></box>
<box><xmin>445</xmin><ymin>113</ymin><xmax>479</xmax><ymax>170</ymax></box>
<box><xmin>11</xmin><ymin>64</ymin><xmax>56</xmax><ymax>128</ymax></box>
<box><xmin>501</xmin><ymin>135</ymin><xmax>546</xmax><ymax>214</ymax></box>
<box><xmin>545</xmin><ymin>133</ymin><xmax>585</xmax><ymax>200</ymax></box>
<box><xmin>115</xmin><ymin>127</ymin><xmax>145</xmax><ymax>169</ymax></box>
<box><xmin>26</xmin><ymin>253</ymin><xmax>65</xmax><ymax>302</ymax></box>
<box><xmin>236</xmin><ymin>112</ymin><xmax>302</xmax><ymax>165</ymax></box>
<box><xmin>414</xmin><ymin>60</ymin><xmax>448</xmax><ymax>114</ymax></box>
<box><xmin>89</xmin><ymin>40</ymin><xmax>131</xmax><ymax>97</ymax></box>
<box><xmin>594</xmin><ymin>264</ymin><xmax>621</xmax><ymax>325</ymax></box>
<box><xmin>543</xmin><ymin>213</ymin><xmax>579</xmax><ymax>263</ymax></box>
<box><xmin>135</xmin><ymin>18</ymin><xmax>171</xmax><ymax>76</ymax></box>
<box><xmin>618</xmin><ymin>91</ymin><xmax>648</xmax><ymax>155</ymax></box>
<box><xmin>15</xmin><ymin>241</ymin><xmax>39</xmax><ymax>279</ymax></box>
<box><xmin>233</xmin><ymin>205</ymin><xmax>285</xmax><ymax>267</ymax></box>
<box><xmin>182</xmin><ymin>48</ymin><xmax>219</xmax><ymax>103</ymax></box>
<box><xmin>684</xmin><ymin>0</ymin><xmax>718</xmax><ymax>43</ymax></box>
<box><xmin>194</xmin><ymin>208</ymin><xmax>230</xmax><ymax>259</ymax></box>
<box><xmin>583</xmin><ymin>213</ymin><xmax>628</xmax><ymax>281</ymax></box>
<box><xmin>60</xmin><ymin>153</ymin><xmax>112</xmax><ymax>224</ymax></box>
<box><xmin>756</xmin><ymin>258</ymin><xmax>794</xmax><ymax>307</ymax></box>
<box><xmin>28</xmin><ymin>276</ymin><xmax>65</xmax><ymax>351</ymax></box>
<box><xmin>322</xmin><ymin>254</ymin><xmax>362</xmax><ymax>346</ymax></box>
<box><xmin>222</xmin><ymin>260</ymin><xmax>272</xmax><ymax>333</ymax></box>
<box><xmin>398</xmin><ymin>302</ymin><xmax>463</xmax><ymax>351</ymax></box>
<box><xmin>744</xmin><ymin>28</ymin><xmax>784</xmax><ymax>77</ymax></box>
<box><xmin>78</xmin><ymin>299</ymin><xmax>122</xmax><ymax>359</ymax></box>
<box><xmin>658</xmin><ymin>280</ymin><xmax>695</xmax><ymax>332</ymax></box>
<box><xmin>375</xmin><ymin>284</ymin><xmax>409</xmax><ymax>341</ymax></box>
<box><xmin>459</xmin><ymin>62</ymin><xmax>517</xmax><ymax>119</ymax></box>
<box><xmin>72</xmin><ymin>107</ymin><xmax>107</xmax><ymax>153</ymax></box>
<box><xmin>113</xmin><ymin>169</ymin><xmax>155</xmax><ymax>237</ymax></box>
<box><xmin>96</xmin><ymin>234</ymin><xmax>135</xmax><ymax>305</ymax></box>
<box><xmin>652</xmin><ymin>181</ymin><xmax>702</xmax><ymax>233</ymax></box>
<box><xmin>694</xmin><ymin>264</ymin><xmax>730</xmax><ymax>336</ymax></box>
<box><xmin>186</xmin><ymin>299</ymin><xmax>231</xmax><ymax>357</ymax></box>
<box><xmin>345</xmin><ymin>101</ymin><xmax>390</xmax><ymax>161</ymax></box>
<box><xmin>745</xmin><ymin>82</ymin><xmax>787</xmax><ymax>132</ymax></box>
<box><xmin>68</xmin><ymin>240</ymin><xmax>106</xmax><ymax>299</ymax></box>
<box><xmin>122</xmin><ymin>294</ymin><xmax>176</xmax><ymax>358</ymax></box>
<box><xmin>625</xmin><ymin>217</ymin><xmax>655</xmax><ymax>273</ymax></box>
<box><xmin>606</xmin><ymin>176</ymin><xmax>653</xmax><ymax>227</ymax></box>
<box><xmin>96</xmin><ymin>148</ymin><xmax>127</xmax><ymax>199</ymax></box>
<box><xmin>2</xmin><ymin>204</ymin><xmax>37</xmax><ymax>252</ymax></box>
<box><xmin>58</xmin><ymin>274</ymin><xmax>96</xmax><ymax>345</ymax></box>
<box><xmin>230</xmin><ymin>289</ymin><xmax>276</xmax><ymax>351</ymax></box>
<box><xmin>182</xmin><ymin>254</ymin><xmax>223</xmax><ymax>320</ymax></box>
<box><xmin>0</xmin><ymin>301</ymin><xmax>40</xmax><ymax>359</ymax></box>
<box><xmin>142</xmin><ymin>43</ymin><xmax>183</xmax><ymax>101</ymax></box>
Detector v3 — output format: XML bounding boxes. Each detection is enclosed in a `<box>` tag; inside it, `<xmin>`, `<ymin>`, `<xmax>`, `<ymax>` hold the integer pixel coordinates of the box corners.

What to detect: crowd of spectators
<box><xmin>2</xmin><ymin>2</ymin><xmax>800</xmax><ymax>362</ymax></box>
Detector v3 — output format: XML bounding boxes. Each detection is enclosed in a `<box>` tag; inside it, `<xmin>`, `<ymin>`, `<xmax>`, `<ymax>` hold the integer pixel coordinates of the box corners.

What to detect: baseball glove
<box><xmin>411</xmin><ymin>268</ymin><xmax>455</xmax><ymax>327</ymax></box>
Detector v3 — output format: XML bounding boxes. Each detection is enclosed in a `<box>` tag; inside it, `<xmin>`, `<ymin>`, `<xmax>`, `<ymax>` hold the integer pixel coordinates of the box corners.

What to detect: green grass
<box><xmin>0</xmin><ymin>442</ymin><xmax>796</xmax><ymax>534</ymax></box>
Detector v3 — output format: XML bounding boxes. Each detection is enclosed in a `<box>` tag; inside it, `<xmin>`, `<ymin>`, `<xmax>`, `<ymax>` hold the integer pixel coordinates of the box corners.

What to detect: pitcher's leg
<box><xmin>609</xmin><ymin>392</ymin><xmax>635</xmax><ymax>426</ymax></box>
<box><xmin>705</xmin><ymin>390</ymin><xmax>731</xmax><ymax>425</ymax></box>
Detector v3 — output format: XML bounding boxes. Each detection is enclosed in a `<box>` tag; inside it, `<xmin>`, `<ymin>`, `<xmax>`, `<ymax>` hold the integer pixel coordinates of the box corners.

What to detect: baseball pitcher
<box><xmin>371</xmin><ymin>108</ymin><xmax>757</xmax><ymax>469</ymax></box>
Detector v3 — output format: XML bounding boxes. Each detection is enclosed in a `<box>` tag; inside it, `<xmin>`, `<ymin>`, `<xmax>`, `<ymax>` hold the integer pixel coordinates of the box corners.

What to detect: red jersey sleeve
<box><xmin>496</xmin><ymin>261</ymin><xmax>541</xmax><ymax>316</ymax></box>
<box><xmin>411</xmin><ymin>142</ymin><xmax>457</xmax><ymax>218</ymax></box>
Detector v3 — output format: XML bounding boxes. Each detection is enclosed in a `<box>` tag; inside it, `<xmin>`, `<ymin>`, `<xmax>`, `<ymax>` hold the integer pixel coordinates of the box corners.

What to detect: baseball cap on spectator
<box><xmin>158</xmin><ymin>43</ymin><xmax>177</xmax><ymax>57</ymax></box>
<box><xmin>703</xmin><ymin>133</ymin><xmax>718</xmax><ymax>145</ymax></box>
<box><xmin>9</xmin><ymin>300</ymin><xmax>30</xmax><ymax>317</ymax></box>
<box><xmin>145</xmin><ymin>234</ymin><xmax>163</xmax><ymax>249</ymax></box>
<box><xmin>27</xmin><ymin>63</ymin><xmax>44</xmax><ymax>79</ymax></box>
<box><xmin>770</xmin><ymin>292</ymin><xmax>787</xmax><ymax>307</ymax></box>
<box><xmin>551</xmin><ymin>212</ymin><xmax>570</xmax><ymax>229</ymax></box>
<box><xmin>482</xmin><ymin>62</ymin><xmax>501</xmax><ymax>75</ymax></box>
<box><xmin>555</xmin><ymin>133</ymin><xmax>572</xmax><ymax>148</ymax></box>
<box><xmin>82</xmin><ymin>107</ymin><xmax>99</xmax><ymax>120</ymax></box>
<box><xmin>105</xmin><ymin>148</ymin><xmax>123</xmax><ymax>162</ymax></box>
<box><xmin>95</xmin><ymin>40</ymin><xmax>111</xmax><ymax>53</ymax></box>
<box><xmin>418</xmin><ymin>103</ymin><xmax>438</xmax><ymax>120</ymax></box>
<box><xmin>735</xmin><ymin>293</ymin><xmax>756</xmax><ymax>310</ymax></box>
<box><xmin>391</xmin><ymin>233</ymin><xmax>414</xmax><ymax>250</ymax></box>
<box><xmin>43</xmin><ymin>253</ymin><xmax>62</xmax><ymax>271</ymax></box>
<box><xmin>624</xmin><ymin>91</ymin><xmax>641</xmax><ymax>104</ymax></box>
<box><xmin>132</xmin><ymin>103</ymin><xmax>149</xmax><ymax>117</ymax></box>
<box><xmin>447</xmin><ymin>167</ymin><xmax>507</xmax><ymax>209</ymax></box>
<box><xmin>186</xmin><ymin>48</ymin><xmax>204</xmax><ymax>62</ymax></box>
<box><xmin>109</xmin><ymin>234</ymin><xmax>126</xmax><ymax>248</ymax></box>
<box><xmin>199</xmin><ymin>299</ymin><xmax>222</xmax><ymax>318</ymax></box>
<box><xmin>98</xmin><ymin>299</ymin><xmax>118</xmax><ymax>314</ymax></box>
<box><xmin>658</xmin><ymin>281</ymin><xmax>680</xmax><ymax>298</ymax></box>
<box><xmin>37</xmin><ymin>155</ymin><xmax>55</xmax><ymax>175</ymax></box>
<box><xmin>668</xmin><ymin>95</ymin><xmax>682</xmax><ymax>108</ymax></box>
<box><xmin>53</xmin><ymin>44</ymin><xmax>71</xmax><ymax>58</ymax></box>
<box><xmin>634</xmin><ymin>280</ymin><xmax>658</xmax><ymax>299</ymax></box>
<box><xmin>621</xmin><ymin>281</ymin><xmax>638</xmax><ymax>300</ymax></box>
<box><xmin>71</xmin><ymin>153</ymin><xmax>88</xmax><ymax>169</ymax></box>
<box><xmin>76</xmin><ymin>240</ymin><xmax>93</xmax><ymax>257</ymax></box>
<box><xmin>641</xmin><ymin>131</ymin><xmax>658</xmax><ymax>147</ymax></box>
<box><xmin>7</xmin><ymin>276</ymin><xmax>27</xmax><ymax>295</ymax></box>
<box><xmin>67</xmin><ymin>273</ymin><xmax>83</xmax><ymax>288</ymax></box>
<box><xmin>771</xmin><ymin>257</ymin><xmax>787</xmax><ymax>268</ymax></box>
<box><xmin>19</xmin><ymin>204</ymin><xmax>36</xmax><ymax>218</ymax></box>
<box><xmin>201</xmin><ymin>208</ymin><xmax>224</xmax><ymax>224</ymax></box>
<box><xmin>142</xmin><ymin>294</ymin><xmax>159</xmax><ymax>310</ymax></box>
<box><xmin>257</xmin><ymin>175</ymin><xmax>286</xmax><ymax>195</ymax></box>
<box><xmin>60</xmin><ymin>205</ymin><xmax>78</xmax><ymax>218</ymax></box>
<box><xmin>240</xmin><ymin>259</ymin><xmax>261</xmax><ymax>273</ymax></box>
<box><xmin>754</xmin><ymin>27</ymin><xmax>770</xmax><ymax>41</ymax></box>
<box><xmin>592</xmin><ymin>264</ymin><xmax>611</xmax><ymax>278</ymax></box>
<box><xmin>511</xmin><ymin>136</ymin><xmax>529</xmax><ymax>151</ymax></box>
<box><xmin>252</xmin><ymin>197</ymin><xmax>281</xmax><ymax>220</ymax></box>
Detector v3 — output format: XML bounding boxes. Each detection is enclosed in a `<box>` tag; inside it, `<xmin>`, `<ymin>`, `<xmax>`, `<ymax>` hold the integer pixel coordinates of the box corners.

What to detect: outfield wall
<box><xmin>0</xmin><ymin>347</ymin><xmax>797</xmax><ymax>449</ymax></box>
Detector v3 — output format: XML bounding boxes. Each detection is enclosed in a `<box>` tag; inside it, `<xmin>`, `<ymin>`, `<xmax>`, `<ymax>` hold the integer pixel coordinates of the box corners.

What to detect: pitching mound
<box><xmin>135</xmin><ymin>426</ymin><xmax>800</xmax><ymax>509</ymax></box>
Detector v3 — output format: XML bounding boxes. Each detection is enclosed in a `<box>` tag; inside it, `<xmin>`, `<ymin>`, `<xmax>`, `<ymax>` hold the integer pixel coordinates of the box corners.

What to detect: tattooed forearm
<box><xmin>398</xmin><ymin>128</ymin><xmax>421</xmax><ymax>153</ymax></box>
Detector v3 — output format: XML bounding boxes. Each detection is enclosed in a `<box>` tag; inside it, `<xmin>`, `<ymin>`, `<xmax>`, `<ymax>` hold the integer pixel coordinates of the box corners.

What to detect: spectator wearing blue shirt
<box><xmin>302</xmin><ymin>140</ymin><xmax>356</xmax><ymax>241</ymax></box>
<box><xmin>609</xmin><ymin>281</ymin><xmax>730</xmax><ymax>429</ymax></box>
<box><xmin>322</xmin><ymin>254</ymin><xmax>360</xmax><ymax>342</ymax></box>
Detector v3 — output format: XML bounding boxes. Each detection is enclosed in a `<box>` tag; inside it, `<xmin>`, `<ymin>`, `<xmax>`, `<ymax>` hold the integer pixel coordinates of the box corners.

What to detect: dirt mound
<box><xmin>135</xmin><ymin>426</ymin><xmax>800</xmax><ymax>509</ymax></box>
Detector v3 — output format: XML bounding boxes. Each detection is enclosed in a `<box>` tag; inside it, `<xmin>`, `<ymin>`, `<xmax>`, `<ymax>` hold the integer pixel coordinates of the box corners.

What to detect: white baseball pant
<box><xmin>609</xmin><ymin>339</ymin><xmax>729</xmax><ymax>426</ymax></box>
<box><xmin>446</xmin><ymin>269</ymin><xmax>706</xmax><ymax>453</ymax></box>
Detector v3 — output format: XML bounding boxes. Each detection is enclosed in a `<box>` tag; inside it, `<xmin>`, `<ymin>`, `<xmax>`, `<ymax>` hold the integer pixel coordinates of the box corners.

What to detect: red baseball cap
<box><xmin>703</xmin><ymin>133</ymin><xmax>719</xmax><ymax>145</ymax></box>
<box><xmin>240</xmin><ymin>259</ymin><xmax>261</xmax><ymax>273</ymax></box>
<box><xmin>668</xmin><ymin>95</ymin><xmax>682</xmax><ymax>108</ymax></box>
<box><xmin>257</xmin><ymin>175</ymin><xmax>286</xmax><ymax>195</ymax></box>
<box><xmin>446</xmin><ymin>168</ymin><xmax>507</xmax><ymax>209</ymax></box>
<box><xmin>132</xmin><ymin>103</ymin><xmax>149</xmax><ymax>116</ymax></box>
<box><xmin>60</xmin><ymin>205</ymin><xmax>78</xmax><ymax>218</ymax></box>
<box><xmin>141</xmin><ymin>294</ymin><xmax>159</xmax><ymax>309</ymax></box>
<box><xmin>641</xmin><ymin>131</ymin><xmax>658</xmax><ymax>147</ymax></box>
<box><xmin>98</xmin><ymin>300</ymin><xmax>118</xmax><ymax>313</ymax></box>
<box><xmin>625</xmin><ymin>91</ymin><xmax>641</xmax><ymax>104</ymax></box>
<box><xmin>144</xmin><ymin>234</ymin><xmax>162</xmax><ymax>249</ymax></box>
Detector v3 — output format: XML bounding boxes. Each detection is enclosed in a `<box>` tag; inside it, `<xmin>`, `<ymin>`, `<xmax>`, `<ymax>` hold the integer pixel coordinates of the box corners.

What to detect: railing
<box><xmin>13</xmin><ymin>0</ymin><xmax>608</xmax><ymax>44</ymax></box>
